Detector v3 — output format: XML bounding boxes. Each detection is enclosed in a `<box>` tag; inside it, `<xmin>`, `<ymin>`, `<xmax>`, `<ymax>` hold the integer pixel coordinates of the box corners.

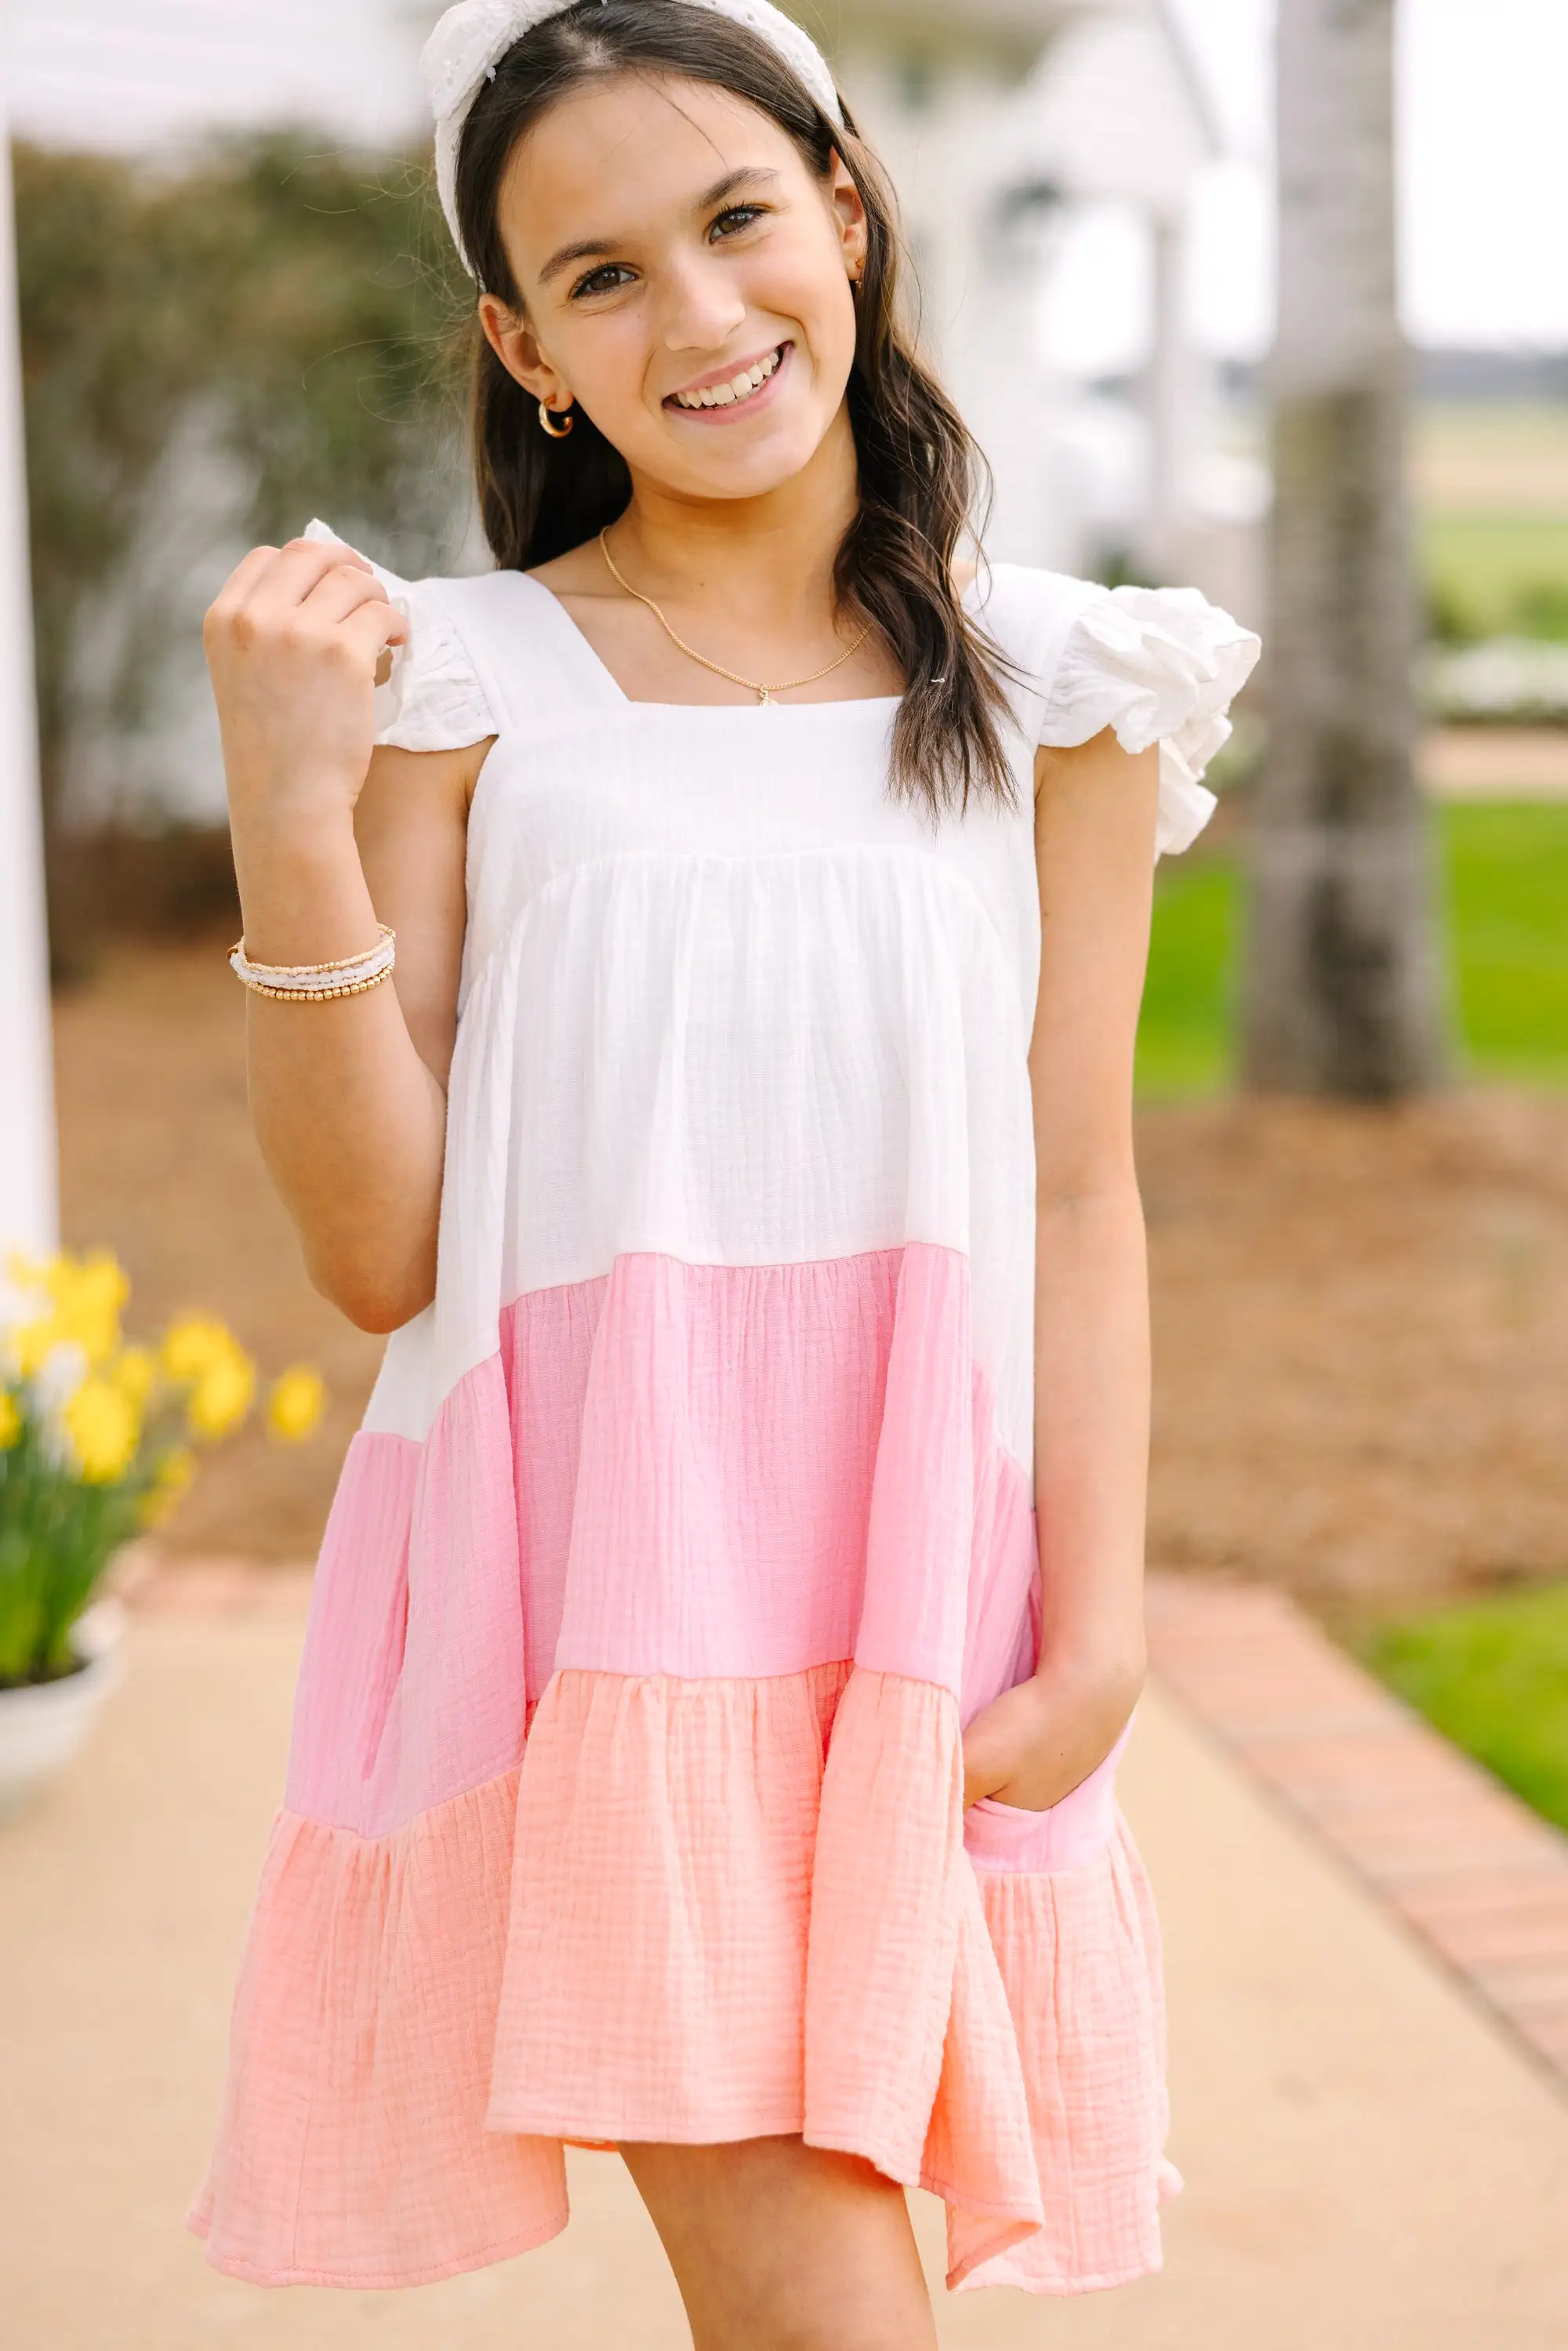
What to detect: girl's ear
<box><xmin>477</xmin><ymin>293</ymin><xmax>572</xmax><ymax>411</ymax></box>
<box><xmin>827</xmin><ymin>149</ymin><xmax>869</xmax><ymax>283</ymax></box>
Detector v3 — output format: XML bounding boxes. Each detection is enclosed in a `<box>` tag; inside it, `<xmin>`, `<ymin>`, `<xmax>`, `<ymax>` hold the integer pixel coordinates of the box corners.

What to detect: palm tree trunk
<box><xmin>1240</xmin><ymin>0</ymin><xmax>1449</xmax><ymax>1097</ymax></box>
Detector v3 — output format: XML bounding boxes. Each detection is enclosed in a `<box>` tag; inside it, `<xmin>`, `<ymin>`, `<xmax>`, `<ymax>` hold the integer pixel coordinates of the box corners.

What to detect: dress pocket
<box><xmin>963</xmin><ymin>1712</ymin><xmax>1135</xmax><ymax>1876</ymax></box>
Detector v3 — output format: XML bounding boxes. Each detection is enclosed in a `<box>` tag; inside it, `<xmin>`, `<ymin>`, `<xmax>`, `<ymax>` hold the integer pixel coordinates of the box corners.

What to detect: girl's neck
<box><xmin>611</xmin><ymin>405</ymin><xmax>858</xmax><ymax>629</ymax></box>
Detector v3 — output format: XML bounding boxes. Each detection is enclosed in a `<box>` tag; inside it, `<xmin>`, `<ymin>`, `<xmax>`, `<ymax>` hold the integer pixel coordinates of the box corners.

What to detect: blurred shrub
<box><xmin>13</xmin><ymin>135</ymin><xmax>467</xmax><ymax>971</ymax></box>
<box><xmin>1420</xmin><ymin>510</ymin><xmax>1568</xmax><ymax>649</ymax></box>
<box><xmin>1512</xmin><ymin>580</ymin><xmax>1568</xmax><ymax>643</ymax></box>
<box><xmin>1423</xmin><ymin>573</ymin><xmax>1481</xmax><ymax>648</ymax></box>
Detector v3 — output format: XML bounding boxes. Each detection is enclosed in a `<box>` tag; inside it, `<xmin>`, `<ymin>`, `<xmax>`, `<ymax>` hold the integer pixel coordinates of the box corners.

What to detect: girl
<box><xmin>194</xmin><ymin>4</ymin><xmax>1258</xmax><ymax>2342</ymax></box>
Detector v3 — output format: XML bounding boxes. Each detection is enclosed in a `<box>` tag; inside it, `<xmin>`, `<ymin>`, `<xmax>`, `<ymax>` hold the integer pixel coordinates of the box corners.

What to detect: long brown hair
<box><xmin>455</xmin><ymin>0</ymin><xmax>1022</xmax><ymax>821</ymax></box>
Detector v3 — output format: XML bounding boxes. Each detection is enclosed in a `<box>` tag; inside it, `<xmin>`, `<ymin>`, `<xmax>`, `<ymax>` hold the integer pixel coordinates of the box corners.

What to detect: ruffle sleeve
<box><xmin>302</xmin><ymin>519</ymin><xmax>496</xmax><ymax>754</ymax></box>
<box><xmin>1039</xmin><ymin>583</ymin><xmax>1261</xmax><ymax>860</ymax></box>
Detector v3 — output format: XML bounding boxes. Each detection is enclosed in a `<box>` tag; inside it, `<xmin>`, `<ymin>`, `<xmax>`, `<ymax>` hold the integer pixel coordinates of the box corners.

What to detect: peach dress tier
<box><xmin>190</xmin><ymin>523</ymin><xmax>1261</xmax><ymax>2294</ymax></box>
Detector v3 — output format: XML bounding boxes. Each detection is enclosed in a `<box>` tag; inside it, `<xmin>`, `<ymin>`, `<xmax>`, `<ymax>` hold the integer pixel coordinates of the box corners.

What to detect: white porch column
<box><xmin>1142</xmin><ymin>209</ymin><xmax>1194</xmax><ymax>578</ymax></box>
<box><xmin>0</xmin><ymin>56</ymin><xmax>58</xmax><ymax>1262</ymax></box>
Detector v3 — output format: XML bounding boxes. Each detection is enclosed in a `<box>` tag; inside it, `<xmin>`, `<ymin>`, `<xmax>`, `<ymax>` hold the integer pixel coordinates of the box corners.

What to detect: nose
<box><xmin>658</xmin><ymin>247</ymin><xmax>748</xmax><ymax>358</ymax></box>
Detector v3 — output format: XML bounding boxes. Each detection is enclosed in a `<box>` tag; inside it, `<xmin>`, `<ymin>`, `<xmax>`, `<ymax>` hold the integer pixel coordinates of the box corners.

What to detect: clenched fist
<box><xmin>204</xmin><ymin>537</ymin><xmax>410</xmax><ymax>841</ymax></box>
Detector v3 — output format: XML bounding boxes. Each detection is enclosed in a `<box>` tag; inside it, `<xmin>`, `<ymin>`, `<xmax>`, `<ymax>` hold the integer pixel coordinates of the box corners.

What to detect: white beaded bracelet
<box><xmin>229</xmin><ymin>923</ymin><xmax>397</xmax><ymax>1001</ymax></box>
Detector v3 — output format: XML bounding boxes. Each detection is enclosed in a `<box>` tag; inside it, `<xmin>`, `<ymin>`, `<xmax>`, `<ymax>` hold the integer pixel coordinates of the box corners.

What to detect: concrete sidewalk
<box><xmin>2</xmin><ymin>1590</ymin><xmax>1566</xmax><ymax>2350</ymax></box>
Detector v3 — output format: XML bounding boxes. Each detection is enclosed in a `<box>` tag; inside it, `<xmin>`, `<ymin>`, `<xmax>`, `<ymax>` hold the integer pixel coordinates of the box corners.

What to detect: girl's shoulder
<box><xmin>972</xmin><ymin>561</ymin><xmax>1263</xmax><ymax>862</ymax></box>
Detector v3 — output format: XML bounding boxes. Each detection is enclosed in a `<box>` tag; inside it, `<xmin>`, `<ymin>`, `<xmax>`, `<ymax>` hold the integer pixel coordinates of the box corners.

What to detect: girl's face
<box><xmin>479</xmin><ymin>74</ymin><xmax>868</xmax><ymax>506</ymax></box>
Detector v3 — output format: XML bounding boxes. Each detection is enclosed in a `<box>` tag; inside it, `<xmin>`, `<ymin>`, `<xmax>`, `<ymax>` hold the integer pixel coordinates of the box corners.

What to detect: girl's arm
<box><xmin>960</xmin><ymin>725</ymin><xmax>1160</xmax><ymax>1810</ymax></box>
<box><xmin>205</xmin><ymin>537</ymin><xmax>489</xmax><ymax>1335</ymax></box>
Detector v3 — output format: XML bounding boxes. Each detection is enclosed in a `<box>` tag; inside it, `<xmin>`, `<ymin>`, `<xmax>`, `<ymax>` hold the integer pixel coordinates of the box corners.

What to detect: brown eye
<box><xmin>571</xmin><ymin>263</ymin><xmax>635</xmax><ymax>301</ymax></box>
<box><xmin>710</xmin><ymin>205</ymin><xmax>765</xmax><ymax>241</ymax></box>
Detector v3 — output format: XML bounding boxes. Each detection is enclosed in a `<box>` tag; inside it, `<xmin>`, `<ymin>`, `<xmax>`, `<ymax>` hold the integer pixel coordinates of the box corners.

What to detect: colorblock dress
<box><xmin>190</xmin><ymin>528</ymin><xmax>1260</xmax><ymax>2295</ymax></box>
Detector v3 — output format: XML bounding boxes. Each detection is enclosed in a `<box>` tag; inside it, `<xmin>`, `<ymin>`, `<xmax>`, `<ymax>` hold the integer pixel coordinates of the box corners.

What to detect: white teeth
<box><xmin>674</xmin><ymin>346</ymin><xmax>782</xmax><ymax>411</ymax></box>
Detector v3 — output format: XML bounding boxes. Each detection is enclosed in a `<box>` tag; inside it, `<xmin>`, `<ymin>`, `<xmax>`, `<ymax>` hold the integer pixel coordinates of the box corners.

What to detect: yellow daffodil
<box><xmin>7</xmin><ymin>1248</ymin><xmax>131</xmax><ymax>1373</ymax></box>
<box><xmin>62</xmin><ymin>1375</ymin><xmax>140</xmax><ymax>1484</ymax></box>
<box><xmin>158</xmin><ymin>1315</ymin><xmax>256</xmax><ymax>1440</ymax></box>
<box><xmin>139</xmin><ymin>1444</ymin><xmax>196</xmax><ymax>1528</ymax></box>
<box><xmin>0</xmin><ymin>1388</ymin><xmax>21</xmax><ymax>1449</ymax></box>
<box><xmin>160</xmin><ymin>1314</ymin><xmax>238</xmax><ymax>1384</ymax></box>
<box><xmin>110</xmin><ymin>1344</ymin><xmax>159</xmax><ymax>1406</ymax></box>
<box><xmin>187</xmin><ymin>1344</ymin><xmax>256</xmax><ymax>1441</ymax></box>
<box><xmin>45</xmin><ymin>1249</ymin><xmax>130</xmax><ymax>1363</ymax></box>
<box><xmin>266</xmin><ymin>1365</ymin><xmax>326</xmax><ymax>1443</ymax></box>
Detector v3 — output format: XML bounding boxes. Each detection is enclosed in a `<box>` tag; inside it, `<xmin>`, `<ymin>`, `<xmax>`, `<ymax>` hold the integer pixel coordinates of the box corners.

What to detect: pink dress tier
<box><xmin>189</xmin><ymin>525</ymin><xmax>1261</xmax><ymax>2294</ymax></box>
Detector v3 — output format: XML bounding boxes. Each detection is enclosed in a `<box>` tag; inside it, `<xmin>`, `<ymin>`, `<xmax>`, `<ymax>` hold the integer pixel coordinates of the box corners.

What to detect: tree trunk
<box><xmin>1240</xmin><ymin>0</ymin><xmax>1449</xmax><ymax>1098</ymax></box>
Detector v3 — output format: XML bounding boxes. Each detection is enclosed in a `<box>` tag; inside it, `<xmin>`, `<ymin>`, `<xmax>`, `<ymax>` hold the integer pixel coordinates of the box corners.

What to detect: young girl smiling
<box><xmin>194</xmin><ymin>5</ymin><xmax>1259</xmax><ymax>2342</ymax></box>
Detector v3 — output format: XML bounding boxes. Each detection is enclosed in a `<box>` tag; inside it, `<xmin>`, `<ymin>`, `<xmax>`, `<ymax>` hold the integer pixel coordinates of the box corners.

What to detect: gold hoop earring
<box><xmin>539</xmin><ymin>399</ymin><xmax>575</xmax><ymax>438</ymax></box>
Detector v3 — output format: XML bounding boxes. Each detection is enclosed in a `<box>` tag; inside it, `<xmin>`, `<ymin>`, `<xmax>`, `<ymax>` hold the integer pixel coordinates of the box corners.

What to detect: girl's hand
<box><xmin>961</xmin><ymin>1644</ymin><xmax>1144</xmax><ymax>1813</ymax></box>
<box><xmin>203</xmin><ymin>538</ymin><xmax>410</xmax><ymax>840</ymax></box>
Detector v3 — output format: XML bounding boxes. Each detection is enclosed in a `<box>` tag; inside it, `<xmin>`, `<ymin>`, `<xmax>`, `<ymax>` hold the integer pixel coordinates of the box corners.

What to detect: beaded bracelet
<box><xmin>230</xmin><ymin>923</ymin><xmax>397</xmax><ymax>1000</ymax></box>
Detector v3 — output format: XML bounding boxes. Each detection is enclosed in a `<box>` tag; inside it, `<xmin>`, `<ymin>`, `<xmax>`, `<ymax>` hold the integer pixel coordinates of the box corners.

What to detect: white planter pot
<box><xmin>0</xmin><ymin>1596</ymin><xmax>127</xmax><ymax>1823</ymax></box>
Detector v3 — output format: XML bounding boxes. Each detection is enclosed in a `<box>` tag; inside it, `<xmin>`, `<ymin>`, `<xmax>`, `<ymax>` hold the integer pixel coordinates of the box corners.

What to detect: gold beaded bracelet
<box><xmin>236</xmin><ymin>965</ymin><xmax>397</xmax><ymax>1003</ymax></box>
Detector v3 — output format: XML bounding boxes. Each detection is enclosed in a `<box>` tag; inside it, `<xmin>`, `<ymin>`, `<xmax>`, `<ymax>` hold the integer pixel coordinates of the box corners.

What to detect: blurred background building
<box><xmin>822</xmin><ymin>1</ymin><xmax>1247</xmax><ymax>600</ymax></box>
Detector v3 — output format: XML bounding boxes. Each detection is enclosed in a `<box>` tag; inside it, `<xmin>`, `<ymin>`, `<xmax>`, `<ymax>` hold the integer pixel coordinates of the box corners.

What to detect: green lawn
<box><xmin>1442</xmin><ymin>803</ymin><xmax>1568</xmax><ymax>1079</ymax></box>
<box><xmin>1348</xmin><ymin>1582</ymin><xmax>1568</xmax><ymax>1837</ymax></box>
<box><xmin>1135</xmin><ymin>800</ymin><xmax>1568</xmax><ymax>1095</ymax></box>
<box><xmin>1423</xmin><ymin>511</ymin><xmax>1568</xmax><ymax>642</ymax></box>
<box><xmin>1410</xmin><ymin>401</ymin><xmax>1568</xmax><ymax>640</ymax></box>
<box><xmin>1135</xmin><ymin>859</ymin><xmax>1238</xmax><ymax>1096</ymax></box>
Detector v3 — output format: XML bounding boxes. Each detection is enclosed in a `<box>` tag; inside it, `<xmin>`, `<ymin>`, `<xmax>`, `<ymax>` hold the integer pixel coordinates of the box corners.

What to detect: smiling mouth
<box><xmin>668</xmin><ymin>343</ymin><xmax>788</xmax><ymax>412</ymax></box>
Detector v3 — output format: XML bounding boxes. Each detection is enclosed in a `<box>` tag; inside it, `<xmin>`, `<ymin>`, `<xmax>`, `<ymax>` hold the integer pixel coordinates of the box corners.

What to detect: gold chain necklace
<box><xmin>598</xmin><ymin>526</ymin><xmax>871</xmax><ymax>706</ymax></box>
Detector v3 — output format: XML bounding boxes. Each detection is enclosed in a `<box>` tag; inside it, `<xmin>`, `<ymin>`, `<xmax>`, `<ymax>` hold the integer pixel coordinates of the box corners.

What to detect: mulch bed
<box><xmin>1140</xmin><ymin>1086</ymin><xmax>1568</xmax><ymax>1620</ymax></box>
<box><xmin>49</xmin><ymin>931</ymin><xmax>1568</xmax><ymax>1618</ymax></box>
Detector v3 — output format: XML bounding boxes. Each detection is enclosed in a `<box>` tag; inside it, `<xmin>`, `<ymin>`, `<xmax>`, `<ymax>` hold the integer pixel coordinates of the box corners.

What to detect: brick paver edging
<box><xmin>1145</xmin><ymin>1569</ymin><xmax>1568</xmax><ymax>2092</ymax></box>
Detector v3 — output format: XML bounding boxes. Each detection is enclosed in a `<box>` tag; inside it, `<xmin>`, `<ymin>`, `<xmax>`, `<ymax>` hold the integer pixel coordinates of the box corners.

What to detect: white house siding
<box><xmin>5</xmin><ymin>0</ymin><xmax>430</xmax><ymax>151</ymax></box>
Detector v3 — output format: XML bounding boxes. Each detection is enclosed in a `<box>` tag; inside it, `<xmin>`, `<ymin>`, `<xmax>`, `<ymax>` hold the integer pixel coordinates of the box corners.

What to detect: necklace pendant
<box><xmin>757</xmin><ymin>686</ymin><xmax>773</xmax><ymax>706</ymax></box>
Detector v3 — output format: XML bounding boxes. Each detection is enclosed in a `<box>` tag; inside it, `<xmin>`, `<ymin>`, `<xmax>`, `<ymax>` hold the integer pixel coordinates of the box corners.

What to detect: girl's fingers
<box><xmin>341</xmin><ymin>600</ymin><xmax>411</xmax><ymax>669</ymax></box>
<box><xmin>280</xmin><ymin>532</ymin><xmax>373</xmax><ymax>575</ymax></box>
<box><xmin>219</xmin><ymin>544</ymin><xmax>283</xmax><ymax>605</ymax></box>
<box><xmin>205</xmin><ymin>541</ymin><xmax>405</xmax><ymax>686</ymax></box>
<box><xmin>302</xmin><ymin>563</ymin><xmax>400</xmax><ymax>630</ymax></box>
<box><xmin>239</xmin><ymin>538</ymin><xmax>374</xmax><ymax>618</ymax></box>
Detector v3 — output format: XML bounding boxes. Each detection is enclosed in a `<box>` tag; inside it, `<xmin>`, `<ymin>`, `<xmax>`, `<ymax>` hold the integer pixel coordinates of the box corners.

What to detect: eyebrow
<box><xmin>536</xmin><ymin>166</ymin><xmax>782</xmax><ymax>287</ymax></box>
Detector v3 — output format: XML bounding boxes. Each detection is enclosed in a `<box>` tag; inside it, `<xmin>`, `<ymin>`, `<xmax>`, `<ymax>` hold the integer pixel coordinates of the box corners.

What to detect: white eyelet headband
<box><xmin>422</xmin><ymin>0</ymin><xmax>847</xmax><ymax>279</ymax></box>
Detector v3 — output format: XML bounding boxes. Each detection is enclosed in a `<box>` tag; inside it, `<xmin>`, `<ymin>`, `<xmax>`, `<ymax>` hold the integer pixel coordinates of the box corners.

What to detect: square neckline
<box><xmin>514</xmin><ymin>564</ymin><xmax>987</xmax><ymax>716</ymax></box>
